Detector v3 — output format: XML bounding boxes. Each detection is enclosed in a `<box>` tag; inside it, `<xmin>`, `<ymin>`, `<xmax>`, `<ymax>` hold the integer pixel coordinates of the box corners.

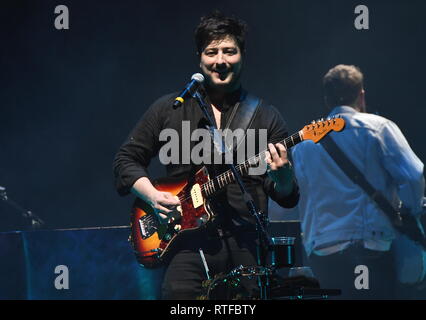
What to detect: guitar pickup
<box><xmin>190</xmin><ymin>183</ymin><xmax>203</xmax><ymax>209</ymax></box>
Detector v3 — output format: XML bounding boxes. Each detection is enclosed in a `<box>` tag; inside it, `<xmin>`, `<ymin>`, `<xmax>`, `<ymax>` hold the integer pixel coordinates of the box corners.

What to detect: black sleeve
<box><xmin>262</xmin><ymin>104</ymin><xmax>300</xmax><ymax>208</ymax></box>
<box><xmin>263</xmin><ymin>177</ymin><xmax>299</xmax><ymax>208</ymax></box>
<box><xmin>112</xmin><ymin>94</ymin><xmax>172</xmax><ymax>196</ymax></box>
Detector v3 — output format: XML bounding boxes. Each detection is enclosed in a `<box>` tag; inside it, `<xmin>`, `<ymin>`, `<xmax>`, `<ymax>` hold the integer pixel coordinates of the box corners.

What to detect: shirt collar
<box><xmin>328</xmin><ymin>105</ymin><xmax>358</xmax><ymax>118</ymax></box>
<box><xmin>204</xmin><ymin>86</ymin><xmax>244</xmax><ymax>111</ymax></box>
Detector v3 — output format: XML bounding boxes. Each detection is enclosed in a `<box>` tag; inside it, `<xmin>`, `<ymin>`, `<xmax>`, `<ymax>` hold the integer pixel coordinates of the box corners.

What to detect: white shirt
<box><xmin>292</xmin><ymin>106</ymin><xmax>424</xmax><ymax>256</ymax></box>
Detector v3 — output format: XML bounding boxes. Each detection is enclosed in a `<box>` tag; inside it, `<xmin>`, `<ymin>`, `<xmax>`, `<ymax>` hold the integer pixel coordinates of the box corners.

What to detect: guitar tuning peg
<box><xmin>311</xmin><ymin>120</ymin><xmax>316</xmax><ymax>124</ymax></box>
<box><xmin>320</xmin><ymin>118</ymin><xmax>324</xmax><ymax>121</ymax></box>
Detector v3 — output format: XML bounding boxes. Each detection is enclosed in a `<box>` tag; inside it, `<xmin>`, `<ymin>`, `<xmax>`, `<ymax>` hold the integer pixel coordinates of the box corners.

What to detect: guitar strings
<box><xmin>176</xmin><ymin>122</ymin><xmax>335</xmax><ymax>203</ymax></box>
<box><xmin>176</xmin><ymin>136</ymin><xmax>291</xmax><ymax>203</ymax></box>
<box><xmin>176</xmin><ymin>150</ymin><xmax>267</xmax><ymax>203</ymax></box>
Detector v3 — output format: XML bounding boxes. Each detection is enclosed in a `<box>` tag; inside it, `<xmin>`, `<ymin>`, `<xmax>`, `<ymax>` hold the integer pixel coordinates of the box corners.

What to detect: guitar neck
<box><xmin>202</xmin><ymin>130</ymin><xmax>304</xmax><ymax>197</ymax></box>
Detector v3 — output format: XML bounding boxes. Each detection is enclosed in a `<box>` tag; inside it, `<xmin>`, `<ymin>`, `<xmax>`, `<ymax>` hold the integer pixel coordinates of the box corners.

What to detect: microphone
<box><xmin>173</xmin><ymin>73</ymin><xmax>205</xmax><ymax>107</ymax></box>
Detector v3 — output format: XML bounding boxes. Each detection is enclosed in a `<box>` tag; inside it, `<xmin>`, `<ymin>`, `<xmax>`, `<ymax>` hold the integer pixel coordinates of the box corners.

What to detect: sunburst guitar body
<box><xmin>130</xmin><ymin>167</ymin><xmax>213</xmax><ymax>268</ymax></box>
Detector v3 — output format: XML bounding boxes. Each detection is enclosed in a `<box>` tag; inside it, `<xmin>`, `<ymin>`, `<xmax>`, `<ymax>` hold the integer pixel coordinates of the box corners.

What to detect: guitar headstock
<box><xmin>301</xmin><ymin>117</ymin><xmax>345</xmax><ymax>143</ymax></box>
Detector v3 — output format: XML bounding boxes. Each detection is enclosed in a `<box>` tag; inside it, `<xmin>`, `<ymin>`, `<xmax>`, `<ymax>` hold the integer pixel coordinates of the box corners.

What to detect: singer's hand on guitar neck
<box><xmin>132</xmin><ymin>177</ymin><xmax>181</xmax><ymax>222</ymax></box>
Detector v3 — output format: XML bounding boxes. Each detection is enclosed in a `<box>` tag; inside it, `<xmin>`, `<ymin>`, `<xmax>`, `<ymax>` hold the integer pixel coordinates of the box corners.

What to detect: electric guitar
<box><xmin>129</xmin><ymin>118</ymin><xmax>345</xmax><ymax>268</ymax></box>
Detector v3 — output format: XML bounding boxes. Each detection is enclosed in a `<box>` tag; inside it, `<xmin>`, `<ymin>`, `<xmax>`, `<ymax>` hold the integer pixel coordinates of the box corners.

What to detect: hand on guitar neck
<box><xmin>132</xmin><ymin>177</ymin><xmax>181</xmax><ymax>222</ymax></box>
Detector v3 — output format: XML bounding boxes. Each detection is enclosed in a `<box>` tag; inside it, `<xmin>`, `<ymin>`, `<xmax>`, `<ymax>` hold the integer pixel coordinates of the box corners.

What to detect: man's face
<box><xmin>199</xmin><ymin>36</ymin><xmax>243</xmax><ymax>92</ymax></box>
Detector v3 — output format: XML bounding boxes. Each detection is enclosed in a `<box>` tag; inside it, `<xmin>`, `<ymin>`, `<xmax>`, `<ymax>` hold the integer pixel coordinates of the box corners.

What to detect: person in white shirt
<box><xmin>292</xmin><ymin>64</ymin><xmax>424</xmax><ymax>299</ymax></box>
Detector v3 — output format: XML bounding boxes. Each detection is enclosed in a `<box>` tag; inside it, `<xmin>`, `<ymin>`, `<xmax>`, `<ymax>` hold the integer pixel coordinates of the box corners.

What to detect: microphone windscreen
<box><xmin>191</xmin><ymin>73</ymin><xmax>205</xmax><ymax>83</ymax></box>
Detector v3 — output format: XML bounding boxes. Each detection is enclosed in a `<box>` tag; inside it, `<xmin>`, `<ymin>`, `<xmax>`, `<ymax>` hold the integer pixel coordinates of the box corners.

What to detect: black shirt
<box><xmin>113</xmin><ymin>88</ymin><xmax>299</xmax><ymax>226</ymax></box>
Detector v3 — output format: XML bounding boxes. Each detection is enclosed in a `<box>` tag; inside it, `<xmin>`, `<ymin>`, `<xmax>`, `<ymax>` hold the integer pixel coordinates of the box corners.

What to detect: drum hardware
<box><xmin>196</xmin><ymin>234</ymin><xmax>338</xmax><ymax>300</ymax></box>
<box><xmin>197</xmin><ymin>236</ymin><xmax>296</xmax><ymax>301</ymax></box>
<box><xmin>199</xmin><ymin>262</ymin><xmax>337</xmax><ymax>300</ymax></box>
<box><xmin>198</xmin><ymin>266</ymin><xmax>261</xmax><ymax>300</ymax></box>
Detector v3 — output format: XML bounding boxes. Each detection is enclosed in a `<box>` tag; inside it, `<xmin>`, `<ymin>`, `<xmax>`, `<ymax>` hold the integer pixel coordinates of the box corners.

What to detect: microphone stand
<box><xmin>192</xmin><ymin>90</ymin><xmax>273</xmax><ymax>300</ymax></box>
<box><xmin>0</xmin><ymin>186</ymin><xmax>44</xmax><ymax>229</ymax></box>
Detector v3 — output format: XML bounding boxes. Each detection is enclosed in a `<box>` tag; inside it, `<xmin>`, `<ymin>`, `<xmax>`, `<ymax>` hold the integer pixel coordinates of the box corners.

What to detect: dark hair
<box><xmin>194</xmin><ymin>10</ymin><xmax>248</xmax><ymax>55</ymax></box>
<box><xmin>323</xmin><ymin>64</ymin><xmax>364</xmax><ymax>107</ymax></box>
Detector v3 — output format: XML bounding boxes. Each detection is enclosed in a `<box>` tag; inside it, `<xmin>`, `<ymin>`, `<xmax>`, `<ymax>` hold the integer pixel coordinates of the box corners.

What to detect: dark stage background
<box><xmin>0</xmin><ymin>0</ymin><xmax>425</xmax><ymax>231</ymax></box>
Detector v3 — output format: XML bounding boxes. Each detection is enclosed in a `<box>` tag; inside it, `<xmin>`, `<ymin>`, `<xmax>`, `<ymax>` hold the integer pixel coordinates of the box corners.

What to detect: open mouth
<box><xmin>213</xmin><ymin>70</ymin><xmax>231</xmax><ymax>80</ymax></box>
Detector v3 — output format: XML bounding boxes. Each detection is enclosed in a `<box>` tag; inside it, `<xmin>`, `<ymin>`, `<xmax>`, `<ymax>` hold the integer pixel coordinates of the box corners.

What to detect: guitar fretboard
<box><xmin>201</xmin><ymin>130</ymin><xmax>303</xmax><ymax>197</ymax></box>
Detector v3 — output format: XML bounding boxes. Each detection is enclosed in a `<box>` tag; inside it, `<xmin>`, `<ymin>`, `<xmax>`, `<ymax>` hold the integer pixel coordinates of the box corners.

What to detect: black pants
<box><xmin>161</xmin><ymin>227</ymin><xmax>259</xmax><ymax>300</ymax></box>
<box><xmin>307</xmin><ymin>242</ymin><xmax>396</xmax><ymax>300</ymax></box>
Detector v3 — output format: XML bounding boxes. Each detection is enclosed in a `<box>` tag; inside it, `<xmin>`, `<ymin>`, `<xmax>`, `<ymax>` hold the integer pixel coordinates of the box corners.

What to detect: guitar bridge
<box><xmin>138</xmin><ymin>214</ymin><xmax>157</xmax><ymax>240</ymax></box>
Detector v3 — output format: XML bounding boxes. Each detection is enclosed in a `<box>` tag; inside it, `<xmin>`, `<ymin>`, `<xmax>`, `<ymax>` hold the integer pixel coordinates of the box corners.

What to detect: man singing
<box><xmin>113</xmin><ymin>11</ymin><xmax>299</xmax><ymax>299</ymax></box>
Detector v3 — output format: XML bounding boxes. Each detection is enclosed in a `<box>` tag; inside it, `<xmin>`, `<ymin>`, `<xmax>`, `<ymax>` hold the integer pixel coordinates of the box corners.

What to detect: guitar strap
<box><xmin>222</xmin><ymin>91</ymin><xmax>262</xmax><ymax>153</ymax></box>
<box><xmin>321</xmin><ymin>134</ymin><xmax>426</xmax><ymax>247</ymax></box>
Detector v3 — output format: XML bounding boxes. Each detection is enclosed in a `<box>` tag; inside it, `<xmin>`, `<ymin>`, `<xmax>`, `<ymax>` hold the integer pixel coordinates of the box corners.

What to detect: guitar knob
<box><xmin>174</xmin><ymin>224</ymin><xmax>182</xmax><ymax>232</ymax></box>
<box><xmin>164</xmin><ymin>233</ymin><xmax>172</xmax><ymax>241</ymax></box>
<box><xmin>197</xmin><ymin>215</ymin><xmax>208</xmax><ymax>227</ymax></box>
